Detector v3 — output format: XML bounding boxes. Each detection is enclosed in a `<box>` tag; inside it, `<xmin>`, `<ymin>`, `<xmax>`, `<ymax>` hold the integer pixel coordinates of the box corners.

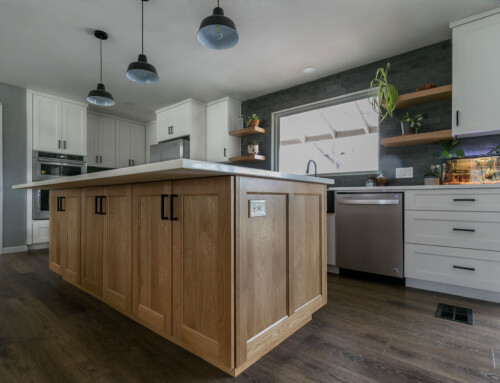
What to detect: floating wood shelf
<box><xmin>229</xmin><ymin>154</ymin><xmax>266</xmax><ymax>162</ymax></box>
<box><xmin>393</xmin><ymin>85</ymin><xmax>452</xmax><ymax>110</ymax></box>
<box><xmin>381</xmin><ymin>129</ymin><xmax>453</xmax><ymax>148</ymax></box>
<box><xmin>229</xmin><ymin>126</ymin><xmax>266</xmax><ymax>138</ymax></box>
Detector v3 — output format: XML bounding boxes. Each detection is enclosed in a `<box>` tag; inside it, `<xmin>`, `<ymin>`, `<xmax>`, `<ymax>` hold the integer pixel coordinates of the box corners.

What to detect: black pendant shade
<box><xmin>126</xmin><ymin>0</ymin><xmax>159</xmax><ymax>83</ymax></box>
<box><xmin>197</xmin><ymin>1</ymin><xmax>239</xmax><ymax>50</ymax></box>
<box><xmin>87</xmin><ymin>30</ymin><xmax>115</xmax><ymax>107</ymax></box>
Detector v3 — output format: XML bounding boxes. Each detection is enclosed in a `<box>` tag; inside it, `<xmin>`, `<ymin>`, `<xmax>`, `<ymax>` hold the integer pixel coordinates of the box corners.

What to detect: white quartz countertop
<box><xmin>331</xmin><ymin>184</ymin><xmax>500</xmax><ymax>192</ymax></box>
<box><xmin>13</xmin><ymin>159</ymin><xmax>336</xmax><ymax>190</ymax></box>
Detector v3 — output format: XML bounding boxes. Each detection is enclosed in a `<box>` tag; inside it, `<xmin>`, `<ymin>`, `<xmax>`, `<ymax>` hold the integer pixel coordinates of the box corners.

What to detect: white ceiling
<box><xmin>0</xmin><ymin>0</ymin><xmax>498</xmax><ymax>122</ymax></box>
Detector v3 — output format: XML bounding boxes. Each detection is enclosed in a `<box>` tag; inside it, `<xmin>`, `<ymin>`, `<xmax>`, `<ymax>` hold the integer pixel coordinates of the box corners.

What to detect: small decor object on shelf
<box><xmin>424</xmin><ymin>164</ymin><xmax>442</xmax><ymax>185</ymax></box>
<box><xmin>246</xmin><ymin>114</ymin><xmax>260</xmax><ymax>128</ymax></box>
<box><xmin>416</xmin><ymin>83</ymin><xmax>437</xmax><ymax>92</ymax></box>
<box><xmin>376</xmin><ymin>172</ymin><xmax>388</xmax><ymax>186</ymax></box>
<box><xmin>399</xmin><ymin>112</ymin><xmax>423</xmax><ymax>135</ymax></box>
<box><xmin>369</xmin><ymin>63</ymin><xmax>398</xmax><ymax>122</ymax></box>
<box><xmin>247</xmin><ymin>138</ymin><xmax>260</xmax><ymax>155</ymax></box>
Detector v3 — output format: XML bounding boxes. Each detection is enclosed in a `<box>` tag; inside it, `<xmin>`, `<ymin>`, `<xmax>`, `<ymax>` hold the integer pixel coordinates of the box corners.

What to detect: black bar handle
<box><xmin>453</xmin><ymin>265</ymin><xmax>475</xmax><ymax>271</ymax></box>
<box><xmin>170</xmin><ymin>194</ymin><xmax>178</xmax><ymax>221</ymax></box>
<box><xmin>99</xmin><ymin>196</ymin><xmax>106</xmax><ymax>215</ymax></box>
<box><xmin>453</xmin><ymin>228</ymin><xmax>475</xmax><ymax>232</ymax></box>
<box><xmin>456</xmin><ymin>110</ymin><xmax>459</xmax><ymax>126</ymax></box>
<box><xmin>224</xmin><ymin>148</ymin><xmax>227</xmax><ymax>157</ymax></box>
<box><xmin>453</xmin><ymin>198</ymin><xmax>476</xmax><ymax>202</ymax></box>
<box><xmin>95</xmin><ymin>196</ymin><xmax>100</xmax><ymax>215</ymax></box>
<box><xmin>56</xmin><ymin>197</ymin><xmax>60</xmax><ymax>212</ymax></box>
<box><xmin>161</xmin><ymin>194</ymin><xmax>169</xmax><ymax>220</ymax></box>
<box><xmin>60</xmin><ymin>197</ymin><xmax>65</xmax><ymax>212</ymax></box>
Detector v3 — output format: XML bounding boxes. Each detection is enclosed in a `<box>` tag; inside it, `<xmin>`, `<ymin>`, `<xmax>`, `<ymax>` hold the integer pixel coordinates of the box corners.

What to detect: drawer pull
<box><xmin>453</xmin><ymin>228</ymin><xmax>475</xmax><ymax>232</ymax></box>
<box><xmin>161</xmin><ymin>194</ymin><xmax>169</xmax><ymax>220</ymax></box>
<box><xmin>453</xmin><ymin>198</ymin><xmax>476</xmax><ymax>202</ymax></box>
<box><xmin>453</xmin><ymin>265</ymin><xmax>475</xmax><ymax>271</ymax></box>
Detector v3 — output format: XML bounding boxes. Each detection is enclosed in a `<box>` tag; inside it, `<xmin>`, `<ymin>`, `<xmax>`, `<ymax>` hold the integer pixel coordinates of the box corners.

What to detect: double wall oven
<box><xmin>32</xmin><ymin>151</ymin><xmax>86</xmax><ymax>220</ymax></box>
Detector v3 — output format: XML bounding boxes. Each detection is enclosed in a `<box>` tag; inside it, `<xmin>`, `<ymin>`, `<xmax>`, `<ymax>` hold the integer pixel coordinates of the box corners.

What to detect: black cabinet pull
<box><xmin>453</xmin><ymin>265</ymin><xmax>475</xmax><ymax>271</ymax></box>
<box><xmin>170</xmin><ymin>194</ymin><xmax>178</xmax><ymax>221</ymax></box>
<box><xmin>456</xmin><ymin>110</ymin><xmax>459</xmax><ymax>126</ymax></box>
<box><xmin>224</xmin><ymin>148</ymin><xmax>227</xmax><ymax>157</ymax></box>
<box><xmin>95</xmin><ymin>196</ymin><xmax>100</xmax><ymax>215</ymax></box>
<box><xmin>453</xmin><ymin>228</ymin><xmax>475</xmax><ymax>232</ymax></box>
<box><xmin>453</xmin><ymin>198</ymin><xmax>476</xmax><ymax>202</ymax></box>
<box><xmin>171</xmin><ymin>126</ymin><xmax>174</xmax><ymax>135</ymax></box>
<box><xmin>99</xmin><ymin>196</ymin><xmax>106</xmax><ymax>215</ymax></box>
<box><xmin>56</xmin><ymin>197</ymin><xmax>61</xmax><ymax>212</ymax></box>
<box><xmin>59</xmin><ymin>197</ymin><xmax>65</xmax><ymax>212</ymax></box>
<box><xmin>161</xmin><ymin>194</ymin><xmax>169</xmax><ymax>220</ymax></box>
<box><xmin>63</xmin><ymin>141</ymin><xmax>67</xmax><ymax>149</ymax></box>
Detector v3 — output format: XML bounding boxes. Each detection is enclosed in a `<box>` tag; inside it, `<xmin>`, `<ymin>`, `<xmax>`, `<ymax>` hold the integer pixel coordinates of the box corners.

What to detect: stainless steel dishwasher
<box><xmin>336</xmin><ymin>192</ymin><xmax>404</xmax><ymax>278</ymax></box>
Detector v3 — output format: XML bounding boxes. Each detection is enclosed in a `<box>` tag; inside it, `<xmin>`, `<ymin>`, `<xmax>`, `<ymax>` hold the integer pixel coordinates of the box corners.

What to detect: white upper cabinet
<box><xmin>155</xmin><ymin>98</ymin><xmax>206</xmax><ymax>160</ymax></box>
<box><xmin>116</xmin><ymin>120</ymin><xmax>145</xmax><ymax>167</ymax></box>
<box><xmin>62</xmin><ymin>101</ymin><xmax>87</xmax><ymax>155</ymax></box>
<box><xmin>33</xmin><ymin>94</ymin><xmax>61</xmax><ymax>152</ymax></box>
<box><xmin>451</xmin><ymin>8</ymin><xmax>500</xmax><ymax>137</ymax></box>
<box><xmin>145</xmin><ymin>121</ymin><xmax>157</xmax><ymax>163</ymax></box>
<box><xmin>87</xmin><ymin>114</ymin><xmax>116</xmax><ymax>168</ymax></box>
<box><xmin>206</xmin><ymin>97</ymin><xmax>241</xmax><ymax>162</ymax></box>
<box><xmin>32</xmin><ymin>92</ymin><xmax>87</xmax><ymax>155</ymax></box>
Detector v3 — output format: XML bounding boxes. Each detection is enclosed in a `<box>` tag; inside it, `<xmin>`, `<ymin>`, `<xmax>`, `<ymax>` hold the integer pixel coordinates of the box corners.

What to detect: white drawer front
<box><xmin>405</xmin><ymin>244</ymin><xmax>500</xmax><ymax>292</ymax></box>
<box><xmin>405</xmin><ymin>210</ymin><xmax>500</xmax><ymax>251</ymax></box>
<box><xmin>405</xmin><ymin>189</ymin><xmax>500</xmax><ymax>212</ymax></box>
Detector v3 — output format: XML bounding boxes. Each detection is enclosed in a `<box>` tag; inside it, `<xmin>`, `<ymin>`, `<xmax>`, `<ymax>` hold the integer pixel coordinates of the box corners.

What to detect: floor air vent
<box><xmin>435</xmin><ymin>303</ymin><xmax>473</xmax><ymax>325</ymax></box>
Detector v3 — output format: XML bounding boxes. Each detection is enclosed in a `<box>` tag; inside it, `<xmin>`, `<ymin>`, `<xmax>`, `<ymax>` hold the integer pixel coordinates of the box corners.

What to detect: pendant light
<box><xmin>197</xmin><ymin>0</ymin><xmax>239</xmax><ymax>50</ymax></box>
<box><xmin>126</xmin><ymin>0</ymin><xmax>159</xmax><ymax>83</ymax></box>
<box><xmin>87</xmin><ymin>30</ymin><xmax>115</xmax><ymax>107</ymax></box>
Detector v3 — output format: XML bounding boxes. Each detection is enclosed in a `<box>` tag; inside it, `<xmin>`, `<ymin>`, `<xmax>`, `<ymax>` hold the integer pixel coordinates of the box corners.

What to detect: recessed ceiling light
<box><xmin>303</xmin><ymin>67</ymin><xmax>316</xmax><ymax>74</ymax></box>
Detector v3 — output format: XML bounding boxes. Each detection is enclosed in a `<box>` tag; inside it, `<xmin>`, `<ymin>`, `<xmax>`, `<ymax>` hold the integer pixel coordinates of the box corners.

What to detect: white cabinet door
<box><xmin>87</xmin><ymin>114</ymin><xmax>100</xmax><ymax>166</ymax></box>
<box><xmin>206</xmin><ymin>98</ymin><xmax>241</xmax><ymax>162</ymax></box>
<box><xmin>131</xmin><ymin>123</ymin><xmax>146</xmax><ymax>166</ymax></box>
<box><xmin>156</xmin><ymin>109</ymin><xmax>172</xmax><ymax>143</ymax></box>
<box><xmin>145</xmin><ymin>122</ymin><xmax>157</xmax><ymax>163</ymax></box>
<box><xmin>169</xmin><ymin>102</ymin><xmax>190</xmax><ymax>139</ymax></box>
<box><xmin>452</xmin><ymin>11</ymin><xmax>500</xmax><ymax>137</ymax></box>
<box><xmin>62</xmin><ymin>101</ymin><xmax>86</xmax><ymax>155</ymax></box>
<box><xmin>116</xmin><ymin>121</ymin><xmax>132</xmax><ymax>168</ymax></box>
<box><xmin>33</xmin><ymin>94</ymin><xmax>61</xmax><ymax>152</ymax></box>
<box><xmin>99</xmin><ymin>116</ymin><xmax>116</xmax><ymax>168</ymax></box>
<box><xmin>207</xmin><ymin>101</ymin><xmax>228</xmax><ymax>162</ymax></box>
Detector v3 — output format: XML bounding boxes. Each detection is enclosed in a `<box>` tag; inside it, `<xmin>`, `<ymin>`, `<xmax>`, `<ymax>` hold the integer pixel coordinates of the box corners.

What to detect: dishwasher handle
<box><xmin>337</xmin><ymin>198</ymin><xmax>400</xmax><ymax>205</ymax></box>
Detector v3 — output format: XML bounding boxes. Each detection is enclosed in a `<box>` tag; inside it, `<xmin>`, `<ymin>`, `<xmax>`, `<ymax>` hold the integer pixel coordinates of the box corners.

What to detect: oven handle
<box><xmin>337</xmin><ymin>198</ymin><xmax>400</xmax><ymax>205</ymax></box>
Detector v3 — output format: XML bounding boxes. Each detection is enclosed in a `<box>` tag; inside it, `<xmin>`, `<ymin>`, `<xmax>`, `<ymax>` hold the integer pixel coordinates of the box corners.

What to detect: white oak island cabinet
<box><xmin>14</xmin><ymin>160</ymin><xmax>333</xmax><ymax>376</ymax></box>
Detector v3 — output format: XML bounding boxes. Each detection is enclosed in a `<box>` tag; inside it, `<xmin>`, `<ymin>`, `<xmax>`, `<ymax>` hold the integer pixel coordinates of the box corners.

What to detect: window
<box><xmin>273</xmin><ymin>90</ymin><xmax>379</xmax><ymax>176</ymax></box>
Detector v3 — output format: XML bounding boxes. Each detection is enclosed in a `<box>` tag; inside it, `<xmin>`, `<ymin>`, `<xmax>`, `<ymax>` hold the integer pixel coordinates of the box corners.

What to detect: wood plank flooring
<box><xmin>0</xmin><ymin>250</ymin><xmax>499</xmax><ymax>382</ymax></box>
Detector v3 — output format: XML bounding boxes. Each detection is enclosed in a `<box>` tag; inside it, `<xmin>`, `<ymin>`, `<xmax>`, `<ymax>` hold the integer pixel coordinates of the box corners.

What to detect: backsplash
<box><xmin>241</xmin><ymin>40</ymin><xmax>500</xmax><ymax>186</ymax></box>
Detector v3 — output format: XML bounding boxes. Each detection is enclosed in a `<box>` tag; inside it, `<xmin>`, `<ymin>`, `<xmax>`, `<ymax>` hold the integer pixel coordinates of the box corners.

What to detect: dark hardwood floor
<box><xmin>0</xmin><ymin>250</ymin><xmax>499</xmax><ymax>382</ymax></box>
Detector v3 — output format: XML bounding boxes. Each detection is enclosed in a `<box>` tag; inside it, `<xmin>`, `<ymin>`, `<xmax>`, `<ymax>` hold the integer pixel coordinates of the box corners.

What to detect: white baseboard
<box><xmin>28</xmin><ymin>243</ymin><xmax>49</xmax><ymax>251</ymax></box>
<box><xmin>2</xmin><ymin>245</ymin><xmax>28</xmax><ymax>254</ymax></box>
<box><xmin>406</xmin><ymin>278</ymin><xmax>500</xmax><ymax>304</ymax></box>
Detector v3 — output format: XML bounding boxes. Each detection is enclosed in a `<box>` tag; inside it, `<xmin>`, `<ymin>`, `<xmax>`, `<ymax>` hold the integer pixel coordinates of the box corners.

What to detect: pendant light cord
<box><xmin>141</xmin><ymin>0</ymin><xmax>144</xmax><ymax>54</ymax></box>
<box><xmin>100</xmin><ymin>39</ymin><xmax>103</xmax><ymax>83</ymax></box>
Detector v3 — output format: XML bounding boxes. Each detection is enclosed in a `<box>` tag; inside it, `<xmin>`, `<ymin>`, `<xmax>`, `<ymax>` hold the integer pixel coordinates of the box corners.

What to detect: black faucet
<box><xmin>306</xmin><ymin>160</ymin><xmax>317</xmax><ymax>177</ymax></box>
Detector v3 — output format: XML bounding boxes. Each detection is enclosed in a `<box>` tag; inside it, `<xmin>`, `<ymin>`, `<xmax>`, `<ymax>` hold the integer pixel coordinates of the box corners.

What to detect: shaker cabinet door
<box><xmin>132</xmin><ymin>182</ymin><xmax>172</xmax><ymax>335</ymax></box>
<box><xmin>33</xmin><ymin>94</ymin><xmax>62</xmax><ymax>153</ymax></box>
<box><xmin>61</xmin><ymin>101</ymin><xmax>87</xmax><ymax>155</ymax></box>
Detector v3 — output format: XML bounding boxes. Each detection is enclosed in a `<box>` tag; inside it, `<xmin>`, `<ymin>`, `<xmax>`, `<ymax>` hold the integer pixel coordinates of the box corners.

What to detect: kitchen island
<box><xmin>14</xmin><ymin>159</ymin><xmax>334</xmax><ymax>376</ymax></box>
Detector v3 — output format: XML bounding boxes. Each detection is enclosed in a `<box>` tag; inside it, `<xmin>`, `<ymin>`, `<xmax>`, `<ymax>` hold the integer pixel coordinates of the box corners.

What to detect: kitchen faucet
<box><xmin>306</xmin><ymin>160</ymin><xmax>317</xmax><ymax>177</ymax></box>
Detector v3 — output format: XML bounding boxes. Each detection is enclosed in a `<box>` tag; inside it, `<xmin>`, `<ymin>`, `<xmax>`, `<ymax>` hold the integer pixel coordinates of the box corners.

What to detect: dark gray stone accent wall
<box><xmin>241</xmin><ymin>40</ymin><xmax>500</xmax><ymax>187</ymax></box>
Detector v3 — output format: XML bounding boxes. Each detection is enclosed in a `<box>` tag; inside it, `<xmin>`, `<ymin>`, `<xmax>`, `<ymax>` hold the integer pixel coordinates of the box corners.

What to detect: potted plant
<box><xmin>247</xmin><ymin>138</ymin><xmax>260</xmax><ymax>155</ymax></box>
<box><xmin>399</xmin><ymin>112</ymin><xmax>423</xmax><ymax>135</ymax></box>
<box><xmin>246</xmin><ymin>114</ymin><xmax>260</xmax><ymax>128</ymax></box>
<box><xmin>487</xmin><ymin>144</ymin><xmax>500</xmax><ymax>156</ymax></box>
<box><xmin>424</xmin><ymin>164</ymin><xmax>442</xmax><ymax>185</ymax></box>
<box><xmin>440</xmin><ymin>139</ymin><xmax>465</xmax><ymax>160</ymax></box>
<box><xmin>369</xmin><ymin>63</ymin><xmax>399</xmax><ymax>122</ymax></box>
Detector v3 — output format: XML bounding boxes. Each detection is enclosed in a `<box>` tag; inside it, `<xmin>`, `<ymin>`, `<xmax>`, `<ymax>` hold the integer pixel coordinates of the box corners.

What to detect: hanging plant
<box><xmin>369</xmin><ymin>63</ymin><xmax>399</xmax><ymax>122</ymax></box>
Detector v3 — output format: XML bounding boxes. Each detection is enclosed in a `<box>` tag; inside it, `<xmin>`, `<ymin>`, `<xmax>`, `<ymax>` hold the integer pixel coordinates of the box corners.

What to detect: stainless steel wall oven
<box><xmin>32</xmin><ymin>151</ymin><xmax>86</xmax><ymax>220</ymax></box>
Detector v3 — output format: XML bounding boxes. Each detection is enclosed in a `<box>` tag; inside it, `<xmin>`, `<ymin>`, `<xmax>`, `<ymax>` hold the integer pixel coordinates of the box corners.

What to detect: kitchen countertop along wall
<box><xmin>241</xmin><ymin>40</ymin><xmax>500</xmax><ymax>187</ymax></box>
